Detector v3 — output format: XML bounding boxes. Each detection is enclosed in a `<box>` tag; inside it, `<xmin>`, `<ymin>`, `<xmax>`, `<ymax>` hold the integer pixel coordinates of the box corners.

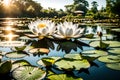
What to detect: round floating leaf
<box><xmin>12</xmin><ymin>66</ymin><xmax>46</xmax><ymax>80</ymax></box>
<box><xmin>29</xmin><ymin>48</ymin><xmax>50</xmax><ymax>54</ymax></box>
<box><xmin>0</xmin><ymin>60</ymin><xmax>12</xmax><ymax>74</ymax></box>
<box><xmin>64</xmin><ymin>53</ymin><xmax>82</xmax><ymax>60</ymax></box>
<box><xmin>5</xmin><ymin>51</ymin><xmax>28</xmax><ymax>58</ymax></box>
<box><xmin>37</xmin><ymin>57</ymin><xmax>61</xmax><ymax>67</ymax></box>
<box><xmin>82</xmin><ymin>50</ymin><xmax>108</xmax><ymax>57</ymax></box>
<box><xmin>90</xmin><ymin>41</ymin><xmax>120</xmax><ymax>48</ymax></box>
<box><xmin>15</xmin><ymin>46</ymin><xmax>26</xmax><ymax>51</ymax></box>
<box><xmin>47</xmin><ymin>74</ymin><xmax>83</xmax><ymax>80</ymax></box>
<box><xmin>54</xmin><ymin>58</ymin><xmax>90</xmax><ymax>71</ymax></box>
<box><xmin>108</xmin><ymin>48</ymin><xmax>120</xmax><ymax>54</ymax></box>
<box><xmin>80</xmin><ymin>37</ymin><xmax>99</xmax><ymax>41</ymax></box>
<box><xmin>85</xmin><ymin>34</ymin><xmax>94</xmax><ymax>38</ymax></box>
<box><xmin>106</xmin><ymin>63</ymin><xmax>120</xmax><ymax>70</ymax></box>
<box><xmin>98</xmin><ymin>55</ymin><xmax>120</xmax><ymax>63</ymax></box>
<box><xmin>12</xmin><ymin>60</ymin><xmax>31</xmax><ymax>71</ymax></box>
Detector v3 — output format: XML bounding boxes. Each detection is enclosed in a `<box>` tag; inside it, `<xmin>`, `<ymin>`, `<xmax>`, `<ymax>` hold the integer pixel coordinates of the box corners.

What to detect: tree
<box><xmin>91</xmin><ymin>1</ymin><xmax>98</xmax><ymax>14</ymax></box>
<box><xmin>65</xmin><ymin>0</ymin><xmax>89</xmax><ymax>16</ymax></box>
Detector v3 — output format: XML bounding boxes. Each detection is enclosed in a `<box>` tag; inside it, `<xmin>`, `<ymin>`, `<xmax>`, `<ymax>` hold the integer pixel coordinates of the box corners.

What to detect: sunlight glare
<box><xmin>7</xmin><ymin>33</ymin><xmax>13</xmax><ymax>41</ymax></box>
<box><xmin>3</xmin><ymin>0</ymin><xmax>11</xmax><ymax>6</ymax></box>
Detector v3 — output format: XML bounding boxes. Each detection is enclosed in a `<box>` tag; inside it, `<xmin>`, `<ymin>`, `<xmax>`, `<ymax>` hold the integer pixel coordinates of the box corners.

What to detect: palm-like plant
<box><xmin>53</xmin><ymin>22</ymin><xmax>84</xmax><ymax>40</ymax></box>
<box><xmin>28</xmin><ymin>20</ymin><xmax>56</xmax><ymax>39</ymax></box>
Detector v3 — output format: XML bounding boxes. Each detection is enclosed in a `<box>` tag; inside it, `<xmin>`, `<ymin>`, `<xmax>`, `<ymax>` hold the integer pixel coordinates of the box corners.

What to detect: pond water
<box><xmin>0</xmin><ymin>18</ymin><xmax>120</xmax><ymax>80</ymax></box>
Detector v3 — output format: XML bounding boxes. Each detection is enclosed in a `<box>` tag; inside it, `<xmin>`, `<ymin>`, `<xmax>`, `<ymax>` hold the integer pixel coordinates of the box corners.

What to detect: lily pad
<box><xmin>47</xmin><ymin>74</ymin><xmax>83</xmax><ymax>80</ymax></box>
<box><xmin>37</xmin><ymin>57</ymin><xmax>61</xmax><ymax>67</ymax></box>
<box><xmin>64</xmin><ymin>53</ymin><xmax>82</xmax><ymax>60</ymax></box>
<box><xmin>98</xmin><ymin>55</ymin><xmax>120</xmax><ymax>63</ymax></box>
<box><xmin>12</xmin><ymin>60</ymin><xmax>31</xmax><ymax>70</ymax></box>
<box><xmin>81</xmin><ymin>50</ymin><xmax>108</xmax><ymax>57</ymax></box>
<box><xmin>12</xmin><ymin>66</ymin><xmax>46</xmax><ymax>80</ymax></box>
<box><xmin>90</xmin><ymin>41</ymin><xmax>120</xmax><ymax>48</ymax></box>
<box><xmin>29</xmin><ymin>48</ymin><xmax>50</xmax><ymax>54</ymax></box>
<box><xmin>0</xmin><ymin>60</ymin><xmax>12</xmax><ymax>75</ymax></box>
<box><xmin>106</xmin><ymin>63</ymin><xmax>120</xmax><ymax>70</ymax></box>
<box><xmin>108</xmin><ymin>48</ymin><xmax>120</xmax><ymax>54</ymax></box>
<box><xmin>15</xmin><ymin>46</ymin><xmax>26</xmax><ymax>51</ymax></box>
<box><xmin>5</xmin><ymin>51</ymin><xmax>28</xmax><ymax>58</ymax></box>
<box><xmin>54</xmin><ymin>58</ymin><xmax>90</xmax><ymax>71</ymax></box>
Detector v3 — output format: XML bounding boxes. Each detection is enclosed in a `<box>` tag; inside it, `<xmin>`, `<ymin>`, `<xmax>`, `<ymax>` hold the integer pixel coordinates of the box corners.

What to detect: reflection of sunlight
<box><xmin>7</xmin><ymin>33</ymin><xmax>13</xmax><ymax>41</ymax></box>
<box><xmin>3</xmin><ymin>0</ymin><xmax>11</xmax><ymax>6</ymax></box>
<box><xmin>6</xmin><ymin>26</ymin><xmax>12</xmax><ymax>31</ymax></box>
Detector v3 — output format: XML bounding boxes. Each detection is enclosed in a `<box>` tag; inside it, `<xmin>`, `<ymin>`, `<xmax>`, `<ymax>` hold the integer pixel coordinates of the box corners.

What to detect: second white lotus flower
<box><xmin>53</xmin><ymin>22</ymin><xmax>84</xmax><ymax>40</ymax></box>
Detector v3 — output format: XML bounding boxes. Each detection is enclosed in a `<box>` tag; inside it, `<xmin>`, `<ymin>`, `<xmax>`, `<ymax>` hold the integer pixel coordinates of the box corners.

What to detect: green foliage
<box><xmin>0</xmin><ymin>60</ymin><xmax>12</xmax><ymax>75</ymax></box>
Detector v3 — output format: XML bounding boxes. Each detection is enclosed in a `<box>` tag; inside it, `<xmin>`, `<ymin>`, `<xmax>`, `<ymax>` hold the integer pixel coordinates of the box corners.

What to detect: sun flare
<box><xmin>3</xmin><ymin>0</ymin><xmax>11</xmax><ymax>6</ymax></box>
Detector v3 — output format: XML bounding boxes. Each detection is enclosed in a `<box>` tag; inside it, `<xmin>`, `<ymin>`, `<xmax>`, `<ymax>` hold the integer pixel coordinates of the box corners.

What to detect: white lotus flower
<box><xmin>28</xmin><ymin>20</ymin><xmax>56</xmax><ymax>39</ymax></box>
<box><xmin>53</xmin><ymin>22</ymin><xmax>84</xmax><ymax>40</ymax></box>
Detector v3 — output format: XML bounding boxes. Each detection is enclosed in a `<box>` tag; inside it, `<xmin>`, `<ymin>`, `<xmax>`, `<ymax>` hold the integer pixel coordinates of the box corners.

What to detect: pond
<box><xmin>0</xmin><ymin>18</ymin><xmax>120</xmax><ymax>80</ymax></box>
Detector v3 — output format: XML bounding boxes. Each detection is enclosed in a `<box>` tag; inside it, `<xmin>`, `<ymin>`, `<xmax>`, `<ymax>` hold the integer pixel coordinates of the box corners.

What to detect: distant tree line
<box><xmin>0</xmin><ymin>0</ymin><xmax>120</xmax><ymax>20</ymax></box>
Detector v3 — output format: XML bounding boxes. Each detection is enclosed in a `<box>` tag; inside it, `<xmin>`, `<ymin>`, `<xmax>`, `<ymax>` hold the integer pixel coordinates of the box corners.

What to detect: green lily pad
<box><xmin>54</xmin><ymin>58</ymin><xmax>90</xmax><ymax>71</ymax></box>
<box><xmin>29</xmin><ymin>48</ymin><xmax>50</xmax><ymax>54</ymax></box>
<box><xmin>12</xmin><ymin>66</ymin><xmax>46</xmax><ymax>80</ymax></box>
<box><xmin>64</xmin><ymin>54</ymin><xmax>82</xmax><ymax>60</ymax></box>
<box><xmin>106</xmin><ymin>63</ymin><xmax>120</xmax><ymax>70</ymax></box>
<box><xmin>81</xmin><ymin>50</ymin><xmax>108</xmax><ymax>57</ymax></box>
<box><xmin>111</xmin><ymin>28</ymin><xmax>120</xmax><ymax>32</ymax></box>
<box><xmin>85</xmin><ymin>34</ymin><xmax>94</xmax><ymax>38</ymax></box>
<box><xmin>12</xmin><ymin>60</ymin><xmax>31</xmax><ymax>71</ymax></box>
<box><xmin>90</xmin><ymin>41</ymin><xmax>120</xmax><ymax>48</ymax></box>
<box><xmin>80</xmin><ymin>37</ymin><xmax>99</xmax><ymax>41</ymax></box>
<box><xmin>0</xmin><ymin>60</ymin><xmax>12</xmax><ymax>75</ymax></box>
<box><xmin>5</xmin><ymin>51</ymin><xmax>28</xmax><ymax>59</ymax></box>
<box><xmin>108</xmin><ymin>48</ymin><xmax>120</xmax><ymax>54</ymax></box>
<box><xmin>15</xmin><ymin>46</ymin><xmax>26</xmax><ymax>51</ymax></box>
<box><xmin>98</xmin><ymin>55</ymin><xmax>120</xmax><ymax>63</ymax></box>
<box><xmin>37</xmin><ymin>57</ymin><xmax>61</xmax><ymax>67</ymax></box>
<box><xmin>47</xmin><ymin>74</ymin><xmax>83</xmax><ymax>80</ymax></box>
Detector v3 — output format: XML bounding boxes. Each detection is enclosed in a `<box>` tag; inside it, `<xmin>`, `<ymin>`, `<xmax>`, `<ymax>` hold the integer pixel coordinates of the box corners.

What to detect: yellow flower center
<box><xmin>37</xmin><ymin>23</ymin><xmax>46</xmax><ymax>28</ymax></box>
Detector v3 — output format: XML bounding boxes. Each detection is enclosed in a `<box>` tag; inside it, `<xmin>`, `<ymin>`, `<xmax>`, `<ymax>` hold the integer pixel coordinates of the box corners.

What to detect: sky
<box><xmin>33</xmin><ymin>0</ymin><xmax>106</xmax><ymax>10</ymax></box>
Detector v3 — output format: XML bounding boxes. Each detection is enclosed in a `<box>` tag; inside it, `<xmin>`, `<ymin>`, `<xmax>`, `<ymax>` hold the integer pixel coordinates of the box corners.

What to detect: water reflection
<box><xmin>0</xmin><ymin>18</ymin><xmax>120</xmax><ymax>80</ymax></box>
